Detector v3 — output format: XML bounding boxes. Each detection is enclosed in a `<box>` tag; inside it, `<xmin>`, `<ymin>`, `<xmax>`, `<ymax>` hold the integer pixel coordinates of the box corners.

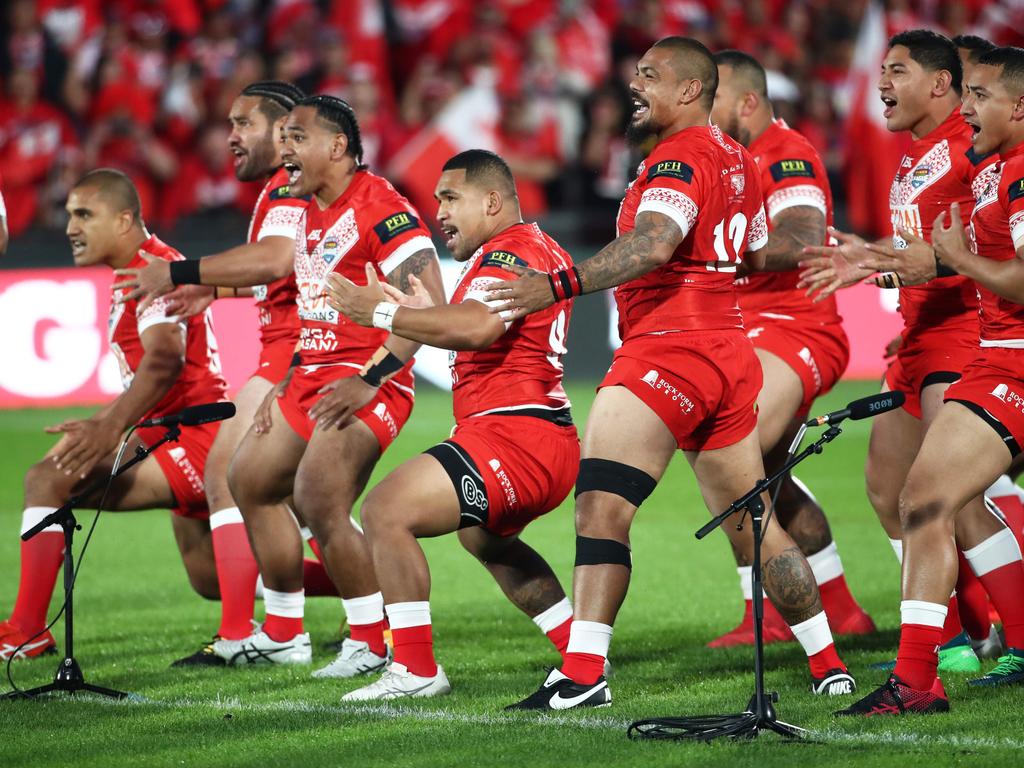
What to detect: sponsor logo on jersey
<box><xmin>374</xmin><ymin>212</ymin><xmax>420</xmax><ymax>243</ymax></box>
<box><xmin>769</xmin><ymin>159</ymin><xmax>815</xmax><ymax>181</ymax></box>
<box><xmin>992</xmin><ymin>383</ymin><xmax>1009</xmax><ymax>401</ymax></box>
<box><xmin>307</xmin><ymin>229</ymin><xmax>323</xmax><ymax>240</ymax></box>
<box><xmin>480</xmin><ymin>250</ymin><xmax>526</xmax><ymax>269</ymax></box>
<box><xmin>646</xmin><ymin>160</ymin><xmax>693</xmax><ymax>183</ymax></box>
<box><xmin>269</xmin><ymin>185</ymin><xmax>291</xmax><ymax>200</ymax></box>
<box><xmin>910</xmin><ymin>165</ymin><xmax>931</xmax><ymax>189</ymax></box>
<box><xmin>729</xmin><ymin>173</ymin><xmax>745</xmax><ymax>196</ymax></box>
<box><xmin>1008</xmin><ymin>177</ymin><xmax>1024</xmax><ymax>203</ymax></box>
<box><xmin>322</xmin><ymin>238</ymin><xmax>338</xmax><ymax>263</ymax></box>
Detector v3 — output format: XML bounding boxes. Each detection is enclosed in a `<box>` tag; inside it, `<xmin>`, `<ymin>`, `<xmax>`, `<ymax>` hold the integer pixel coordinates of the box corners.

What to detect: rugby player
<box><xmin>0</xmin><ymin>170</ymin><xmax>229</xmax><ymax>659</ymax></box>
<box><xmin>489</xmin><ymin>37</ymin><xmax>855</xmax><ymax>709</ymax></box>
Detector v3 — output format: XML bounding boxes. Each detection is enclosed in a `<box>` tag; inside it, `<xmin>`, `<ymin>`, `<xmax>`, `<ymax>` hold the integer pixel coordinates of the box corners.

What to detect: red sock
<box><xmin>990</xmin><ymin>493</ymin><xmax>1024</xmax><ymax>554</ymax></box>
<box><xmin>941</xmin><ymin>595</ymin><xmax>963</xmax><ymax>644</ymax></box>
<box><xmin>211</xmin><ymin>519</ymin><xmax>259</xmax><ymax>640</ymax></box>
<box><xmin>350</xmin><ymin>619</ymin><xmax>387</xmax><ymax>657</ymax></box>
<box><xmin>955</xmin><ymin>552</ymin><xmax>991</xmax><ymax>641</ymax></box>
<box><xmin>818</xmin><ymin>575</ymin><xmax>862</xmax><ymax>621</ymax></box>
<box><xmin>978</xmin><ymin>561</ymin><xmax>1024</xmax><ymax>648</ymax></box>
<box><xmin>10</xmin><ymin>531</ymin><xmax>64</xmax><ymax>635</ymax></box>
<box><xmin>391</xmin><ymin>624</ymin><xmax>436</xmax><ymax>676</ymax></box>
<box><xmin>263</xmin><ymin>614</ymin><xmax>303</xmax><ymax>642</ymax></box>
<box><xmin>894</xmin><ymin>623</ymin><xmax>943</xmax><ymax>690</ymax></box>
<box><xmin>807</xmin><ymin>643</ymin><xmax>845</xmax><ymax>678</ymax></box>
<box><xmin>546</xmin><ymin>617</ymin><xmax>572</xmax><ymax>657</ymax></box>
<box><xmin>302</xmin><ymin>558</ymin><xmax>338</xmax><ymax>597</ymax></box>
<box><xmin>561</xmin><ymin>652</ymin><xmax>606</xmax><ymax>685</ymax></box>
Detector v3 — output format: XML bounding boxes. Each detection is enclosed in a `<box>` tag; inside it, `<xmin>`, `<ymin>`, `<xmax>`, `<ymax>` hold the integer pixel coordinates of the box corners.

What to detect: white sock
<box><xmin>342</xmin><ymin>592</ymin><xmax>385</xmax><ymax>626</ymax></box>
<box><xmin>532</xmin><ymin>597</ymin><xmax>572</xmax><ymax>634</ymax></box>
<box><xmin>901</xmin><ymin>599</ymin><xmax>947</xmax><ymax>628</ymax></box>
<box><xmin>263</xmin><ymin>588</ymin><xmax>304</xmax><ymax>619</ymax></box>
<box><xmin>889</xmin><ymin>537</ymin><xmax>903</xmax><ymax>565</ymax></box>
<box><xmin>254</xmin><ymin>574</ymin><xmax>264</xmax><ymax>600</ymax></box>
<box><xmin>962</xmin><ymin>528</ymin><xmax>1022</xmax><ymax>577</ymax></box>
<box><xmin>21</xmin><ymin>507</ymin><xmax>60</xmax><ymax>535</ymax></box>
<box><xmin>209</xmin><ymin>507</ymin><xmax>244</xmax><ymax>529</ymax></box>
<box><xmin>805</xmin><ymin>541</ymin><xmax>844</xmax><ymax>585</ymax></box>
<box><xmin>737</xmin><ymin>565</ymin><xmax>768</xmax><ymax>601</ymax></box>
<box><xmin>566</xmin><ymin>620</ymin><xmax>613</xmax><ymax>658</ymax></box>
<box><xmin>385</xmin><ymin>601</ymin><xmax>431</xmax><ymax>629</ymax></box>
<box><xmin>298</xmin><ymin>526</ymin><xmax>314</xmax><ymax>541</ymax></box>
<box><xmin>986</xmin><ymin>474</ymin><xmax>1018</xmax><ymax>499</ymax></box>
<box><xmin>789</xmin><ymin>611</ymin><xmax>833</xmax><ymax>656</ymax></box>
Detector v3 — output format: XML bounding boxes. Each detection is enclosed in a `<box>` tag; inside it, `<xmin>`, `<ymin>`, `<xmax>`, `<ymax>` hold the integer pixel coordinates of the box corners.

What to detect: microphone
<box><xmin>139</xmin><ymin>402</ymin><xmax>236</xmax><ymax>429</ymax></box>
<box><xmin>804</xmin><ymin>391</ymin><xmax>905</xmax><ymax>428</ymax></box>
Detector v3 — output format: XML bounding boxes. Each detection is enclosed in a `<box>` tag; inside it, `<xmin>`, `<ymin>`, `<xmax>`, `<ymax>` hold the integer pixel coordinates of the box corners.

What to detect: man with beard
<box><xmin>489</xmin><ymin>37</ymin><xmax>855</xmax><ymax>709</ymax></box>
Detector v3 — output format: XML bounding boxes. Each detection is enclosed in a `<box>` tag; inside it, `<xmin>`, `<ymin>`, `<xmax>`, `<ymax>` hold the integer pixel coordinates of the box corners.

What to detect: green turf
<box><xmin>0</xmin><ymin>381</ymin><xmax>1017</xmax><ymax>767</ymax></box>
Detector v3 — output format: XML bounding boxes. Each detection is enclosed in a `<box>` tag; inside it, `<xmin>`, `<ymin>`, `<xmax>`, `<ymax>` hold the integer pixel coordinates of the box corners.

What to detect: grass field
<box><xmin>0</xmin><ymin>380</ymin><xmax>1020</xmax><ymax>767</ymax></box>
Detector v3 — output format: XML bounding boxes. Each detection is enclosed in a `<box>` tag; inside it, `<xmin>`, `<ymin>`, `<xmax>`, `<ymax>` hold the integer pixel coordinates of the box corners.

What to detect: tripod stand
<box><xmin>628</xmin><ymin>423</ymin><xmax>844</xmax><ymax>742</ymax></box>
<box><xmin>3</xmin><ymin>427</ymin><xmax>180</xmax><ymax>701</ymax></box>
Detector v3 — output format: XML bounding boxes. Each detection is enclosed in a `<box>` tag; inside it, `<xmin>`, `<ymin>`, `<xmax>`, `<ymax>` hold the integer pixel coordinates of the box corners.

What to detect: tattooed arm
<box><xmin>756</xmin><ymin>205</ymin><xmax>826</xmax><ymax>272</ymax></box>
<box><xmin>380</xmin><ymin>247</ymin><xmax>446</xmax><ymax>361</ymax></box>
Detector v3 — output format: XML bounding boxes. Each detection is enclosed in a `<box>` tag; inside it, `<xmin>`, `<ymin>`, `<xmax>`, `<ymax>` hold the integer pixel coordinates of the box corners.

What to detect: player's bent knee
<box><xmin>24</xmin><ymin>459</ymin><xmax>73</xmax><ymax>501</ymax></box>
<box><xmin>898</xmin><ymin>493</ymin><xmax>947</xmax><ymax>533</ymax></box>
<box><xmin>575</xmin><ymin>458</ymin><xmax>657</xmax><ymax>508</ymax></box>
<box><xmin>575</xmin><ymin>535</ymin><xmax>632</xmax><ymax>570</ymax></box>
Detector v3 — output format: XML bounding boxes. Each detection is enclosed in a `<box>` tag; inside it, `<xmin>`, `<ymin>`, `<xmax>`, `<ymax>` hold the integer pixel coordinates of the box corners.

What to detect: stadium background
<box><xmin>4</xmin><ymin>0</ymin><xmax>1024</xmax><ymax>406</ymax></box>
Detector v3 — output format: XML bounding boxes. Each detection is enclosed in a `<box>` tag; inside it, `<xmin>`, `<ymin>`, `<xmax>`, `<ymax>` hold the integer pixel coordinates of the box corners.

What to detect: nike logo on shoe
<box><xmin>549</xmin><ymin>681</ymin><xmax>609</xmax><ymax>710</ymax></box>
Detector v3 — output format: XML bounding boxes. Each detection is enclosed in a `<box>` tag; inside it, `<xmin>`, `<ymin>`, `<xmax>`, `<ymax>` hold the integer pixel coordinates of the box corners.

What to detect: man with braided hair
<box><xmin>207</xmin><ymin>94</ymin><xmax>447</xmax><ymax>675</ymax></box>
<box><xmin>116</xmin><ymin>81</ymin><xmax>340</xmax><ymax>667</ymax></box>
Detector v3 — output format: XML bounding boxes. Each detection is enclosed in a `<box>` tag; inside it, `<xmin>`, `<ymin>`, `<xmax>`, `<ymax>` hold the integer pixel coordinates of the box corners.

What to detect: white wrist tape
<box><xmin>371</xmin><ymin>301</ymin><xmax>399</xmax><ymax>331</ymax></box>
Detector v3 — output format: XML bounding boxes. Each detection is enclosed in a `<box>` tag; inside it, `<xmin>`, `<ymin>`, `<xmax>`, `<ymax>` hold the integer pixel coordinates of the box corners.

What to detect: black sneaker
<box><xmin>506</xmin><ymin>668</ymin><xmax>611</xmax><ymax>711</ymax></box>
<box><xmin>835</xmin><ymin>674</ymin><xmax>949</xmax><ymax>716</ymax></box>
<box><xmin>811</xmin><ymin>668</ymin><xmax>857</xmax><ymax>696</ymax></box>
<box><xmin>171</xmin><ymin>636</ymin><xmax>226</xmax><ymax>667</ymax></box>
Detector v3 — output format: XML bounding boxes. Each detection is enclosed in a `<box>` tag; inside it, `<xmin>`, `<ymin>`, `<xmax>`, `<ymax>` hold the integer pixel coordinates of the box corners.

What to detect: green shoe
<box><xmin>937</xmin><ymin>638</ymin><xmax>981</xmax><ymax>674</ymax></box>
<box><xmin>969</xmin><ymin>648</ymin><xmax>1024</xmax><ymax>686</ymax></box>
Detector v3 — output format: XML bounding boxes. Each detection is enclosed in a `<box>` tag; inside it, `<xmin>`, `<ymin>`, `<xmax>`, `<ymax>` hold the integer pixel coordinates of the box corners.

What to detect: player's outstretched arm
<box><xmin>483</xmin><ymin>210</ymin><xmax>682</xmax><ymax>321</ymax></box>
<box><xmin>45</xmin><ymin>322</ymin><xmax>184</xmax><ymax>478</ymax></box>
<box><xmin>113</xmin><ymin>235</ymin><xmax>295</xmax><ymax>303</ymax></box>
<box><xmin>754</xmin><ymin>205</ymin><xmax>826</xmax><ymax>272</ymax></box>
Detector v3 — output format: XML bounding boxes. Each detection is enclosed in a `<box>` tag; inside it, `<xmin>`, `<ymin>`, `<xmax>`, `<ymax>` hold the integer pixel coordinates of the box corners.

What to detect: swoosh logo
<box><xmin>0</xmin><ymin>638</ymin><xmax>52</xmax><ymax>660</ymax></box>
<box><xmin>549</xmin><ymin>681</ymin><xmax>607</xmax><ymax>710</ymax></box>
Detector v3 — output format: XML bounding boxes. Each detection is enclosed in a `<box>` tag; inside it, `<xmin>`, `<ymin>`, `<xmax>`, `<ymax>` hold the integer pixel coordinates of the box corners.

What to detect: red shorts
<box><xmin>601</xmin><ymin>330</ymin><xmax>762</xmax><ymax>451</ymax></box>
<box><xmin>137</xmin><ymin>421</ymin><xmax>219</xmax><ymax>519</ymax></box>
<box><xmin>745</xmin><ymin>313</ymin><xmax>849</xmax><ymax>418</ymax></box>
<box><xmin>434</xmin><ymin>414</ymin><xmax>580</xmax><ymax>537</ymax></box>
<box><xmin>278</xmin><ymin>363</ymin><xmax>414</xmax><ymax>450</ymax></box>
<box><xmin>885</xmin><ymin>327</ymin><xmax>978</xmax><ymax>419</ymax></box>
<box><xmin>252</xmin><ymin>338</ymin><xmax>296</xmax><ymax>384</ymax></box>
<box><xmin>944</xmin><ymin>347</ymin><xmax>1024</xmax><ymax>457</ymax></box>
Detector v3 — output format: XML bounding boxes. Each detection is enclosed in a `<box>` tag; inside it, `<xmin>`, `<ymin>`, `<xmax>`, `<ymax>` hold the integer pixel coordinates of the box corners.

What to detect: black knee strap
<box><xmin>575</xmin><ymin>536</ymin><xmax>632</xmax><ymax>569</ymax></box>
<box><xmin>575</xmin><ymin>458</ymin><xmax>657</xmax><ymax>508</ymax></box>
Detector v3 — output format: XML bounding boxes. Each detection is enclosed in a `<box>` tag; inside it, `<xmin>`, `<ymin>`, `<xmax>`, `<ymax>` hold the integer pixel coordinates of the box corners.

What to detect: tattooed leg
<box><xmin>762</xmin><ymin>545</ymin><xmax>823</xmax><ymax>625</ymax></box>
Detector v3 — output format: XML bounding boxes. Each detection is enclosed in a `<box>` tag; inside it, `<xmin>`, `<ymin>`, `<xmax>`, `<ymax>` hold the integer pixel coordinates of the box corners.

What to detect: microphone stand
<box><xmin>628</xmin><ymin>423</ymin><xmax>843</xmax><ymax>742</ymax></box>
<box><xmin>3</xmin><ymin>426</ymin><xmax>181</xmax><ymax>701</ymax></box>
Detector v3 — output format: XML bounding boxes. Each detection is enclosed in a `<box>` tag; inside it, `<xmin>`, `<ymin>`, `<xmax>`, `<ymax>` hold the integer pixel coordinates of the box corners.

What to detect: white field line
<box><xmin>81</xmin><ymin>695</ymin><xmax>1024</xmax><ymax>749</ymax></box>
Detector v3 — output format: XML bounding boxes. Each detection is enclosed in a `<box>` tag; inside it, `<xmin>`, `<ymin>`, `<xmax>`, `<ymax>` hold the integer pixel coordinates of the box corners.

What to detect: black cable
<box><xmin>5</xmin><ymin>429</ymin><xmax>135</xmax><ymax>697</ymax></box>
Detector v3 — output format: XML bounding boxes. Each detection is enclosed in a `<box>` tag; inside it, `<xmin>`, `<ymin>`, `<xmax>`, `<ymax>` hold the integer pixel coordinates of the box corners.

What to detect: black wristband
<box><xmin>547</xmin><ymin>273</ymin><xmax>560</xmax><ymax>303</ymax></box>
<box><xmin>170</xmin><ymin>259</ymin><xmax>202</xmax><ymax>285</ymax></box>
<box><xmin>935</xmin><ymin>254</ymin><xmax>958</xmax><ymax>278</ymax></box>
<box><xmin>359</xmin><ymin>350</ymin><xmax>404</xmax><ymax>388</ymax></box>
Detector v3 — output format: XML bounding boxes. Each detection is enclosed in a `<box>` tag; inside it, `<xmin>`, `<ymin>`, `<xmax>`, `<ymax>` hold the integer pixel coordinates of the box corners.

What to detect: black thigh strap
<box><xmin>424</xmin><ymin>441</ymin><xmax>490</xmax><ymax>529</ymax></box>
<box><xmin>575</xmin><ymin>458</ymin><xmax>657</xmax><ymax>508</ymax></box>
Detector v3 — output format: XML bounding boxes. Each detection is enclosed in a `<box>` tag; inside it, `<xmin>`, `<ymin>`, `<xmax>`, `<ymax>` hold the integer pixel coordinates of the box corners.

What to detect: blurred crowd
<box><xmin>2</xmin><ymin>0</ymin><xmax>1023</xmax><ymax>240</ymax></box>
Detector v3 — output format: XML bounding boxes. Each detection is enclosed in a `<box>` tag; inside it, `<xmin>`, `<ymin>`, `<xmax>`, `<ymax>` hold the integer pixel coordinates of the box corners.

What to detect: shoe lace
<box><xmin>879</xmin><ymin>678</ymin><xmax>906</xmax><ymax>713</ymax></box>
<box><xmin>988</xmin><ymin>652</ymin><xmax>1024</xmax><ymax>677</ymax></box>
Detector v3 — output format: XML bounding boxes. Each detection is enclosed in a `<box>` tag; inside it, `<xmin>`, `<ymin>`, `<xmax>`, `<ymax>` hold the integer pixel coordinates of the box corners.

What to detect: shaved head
<box><xmin>442</xmin><ymin>149</ymin><xmax>518</xmax><ymax>199</ymax></box>
<box><xmin>651</xmin><ymin>36</ymin><xmax>719</xmax><ymax>109</ymax></box>
<box><xmin>73</xmin><ymin>168</ymin><xmax>143</xmax><ymax>223</ymax></box>
<box><xmin>713</xmin><ymin>50</ymin><xmax>768</xmax><ymax>99</ymax></box>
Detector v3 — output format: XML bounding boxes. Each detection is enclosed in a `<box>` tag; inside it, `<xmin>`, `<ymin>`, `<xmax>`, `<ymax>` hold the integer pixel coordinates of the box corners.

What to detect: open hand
<box><xmin>325</xmin><ymin>263</ymin><xmax>387</xmax><ymax>326</ymax></box>
<box><xmin>482</xmin><ymin>264</ymin><xmax>552</xmax><ymax>321</ymax></box>
<box><xmin>112</xmin><ymin>250</ymin><xmax>174</xmax><ymax>304</ymax></box>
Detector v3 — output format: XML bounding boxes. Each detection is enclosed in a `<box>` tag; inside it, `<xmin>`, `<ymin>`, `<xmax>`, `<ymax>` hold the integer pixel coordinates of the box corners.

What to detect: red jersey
<box><xmin>736</xmin><ymin>118</ymin><xmax>840</xmax><ymax>322</ymax></box>
<box><xmin>110</xmin><ymin>236</ymin><xmax>229</xmax><ymax>418</ymax></box>
<box><xmin>448</xmin><ymin>222</ymin><xmax>573</xmax><ymax>422</ymax></box>
<box><xmin>293</xmin><ymin>169</ymin><xmax>434</xmax><ymax>369</ymax></box>
<box><xmin>248</xmin><ymin>167</ymin><xmax>307</xmax><ymax>349</ymax></box>
<box><xmin>614</xmin><ymin>124</ymin><xmax>767</xmax><ymax>339</ymax></box>
<box><xmin>968</xmin><ymin>142</ymin><xmax>1024</xmax><ymax>347</ymax></box>
<box><xmin>889</xmin><ymin>110</ymin><xmax>984</xmax><ymax>333</ymax></box>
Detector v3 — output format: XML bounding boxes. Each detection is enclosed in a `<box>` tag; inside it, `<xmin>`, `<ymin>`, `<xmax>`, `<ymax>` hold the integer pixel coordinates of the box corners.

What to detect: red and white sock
<box><xmin>342</xmin><ymin>592</ymin><xmax>387</xmax><ymax>657</ymax></box>
<box><xmin>963</xmin><ymin>528</ymin><xmax>1024</xmax><ymax>648</ymax></box>
<box><xmin>209</xmin><ymin>508</ymin><xmax>259</xmax><ymax>640</ymax></box>
<box><xmin>386</xmin><ymin>601</ymin><xmax>436</xmax><ymax>677</ymax></box>
<box><xmin>531</xmin><ymin>597</ymin><xmax>573</xmax><ymax>658</ymax></box>
<box><xmin>562</xmin><ymin>620</ymin><xmax>612</xmax><ymax>685</ymax></box>
<box><xmin>9</xmin><ymin>508</ymin><xmax>64</xmax><ymax>635</ymax></box>
<box><xmin>987</xmin><ymin>475</ymin><xmax>1024</xmax><ymax>553</ymax></box>
<box><xmin>894</xmin><ymin>600</ymin><xmax>946</xmax><ymax>690</ymax></box>
<box><xmin>789</xmin><ymin>611</ymin><xmax>844</xmax><ymax>677</ymax></box>
<box><xmin>806</xmin><ymin>542</ymin><xmax>862</xmax><ymax>620</ymax></box>
<box><xmin>954</xmin><ymin>550</ymin><xmax>991</xmax><ymax>641</ymax></box>
<box><xmin>263</xmin><ymin>588</ymin><xmax>304</xmax><ymax>641</ymax></box>
<box><xmin>941</xmin><ymin>594</ymin><xmax>964</xmax><ymax>644</ymax></box>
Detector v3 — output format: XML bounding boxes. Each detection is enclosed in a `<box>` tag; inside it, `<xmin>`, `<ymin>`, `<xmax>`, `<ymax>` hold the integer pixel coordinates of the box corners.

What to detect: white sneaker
<box><xmin>341</xmin><ymin>662</ymin><xmax>451</xmax><ymax>701</ymax></box>
<box><xmin>212</xmin><ymin>630</ymin><xmax>312</xmax><ymax>666</ymax></box>
<box><xmin>312</xmin><ymin>638</ymin><xmax>388</xmax><ymax>679</ymax></box>
<box><xmin>973</xmin><ymin>624</ymin><xmax>1005</xmax><ymax>660</ymax></box>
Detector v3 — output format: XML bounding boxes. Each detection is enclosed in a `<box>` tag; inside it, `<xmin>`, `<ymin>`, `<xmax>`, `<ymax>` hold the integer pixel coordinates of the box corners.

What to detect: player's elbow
<box><xmin>144</xmin><ymin>349</ymin><xmax>185</xmax><ymax>386</ymax></box>
<box><xmin>451</xmin><ymin>324</ymin><xmax>502</xmax><ymax>351</ymax></box>
<box><xmin>746</xmin><ymin>247</ymin><xmax>767</xmax><ymax>272</ymax></box>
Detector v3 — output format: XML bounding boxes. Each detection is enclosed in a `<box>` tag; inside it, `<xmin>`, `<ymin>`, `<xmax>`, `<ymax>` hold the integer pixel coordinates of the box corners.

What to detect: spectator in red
<box><xmin>0</xmin><ymin>67</ymin><xmax>77</xmax><ymax>235</ymax></box>
<box><xmin>37</xmin><ymin>0</ymin><xmax>103</xmax><ymax>56</ymax></box>
<box><xmin>1</xmin><ymin>0</ymin><xmax>68</xmax><ymax>103</ymax></box>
